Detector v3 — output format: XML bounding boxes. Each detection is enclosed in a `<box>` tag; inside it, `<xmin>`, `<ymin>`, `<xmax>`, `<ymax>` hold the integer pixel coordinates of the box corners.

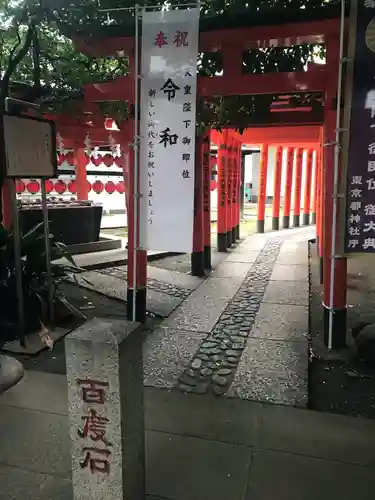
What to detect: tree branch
<box><xmin>0</xmin><ymin>23</ymin><xmax>35</xmax><ymax>112</ymax></box>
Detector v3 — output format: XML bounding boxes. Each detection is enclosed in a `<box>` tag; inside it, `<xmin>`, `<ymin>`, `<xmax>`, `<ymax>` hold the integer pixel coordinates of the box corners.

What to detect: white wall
<box><xmin>245</xmin><ymin>147</ymin><xmax>315</xmax><ymax>207</ymax></box>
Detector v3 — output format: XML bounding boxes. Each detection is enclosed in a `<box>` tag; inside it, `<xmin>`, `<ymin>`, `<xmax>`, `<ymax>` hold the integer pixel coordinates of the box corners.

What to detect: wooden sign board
<box><xmin>1</xmin><ymin>113</ymin><xmax>57</xmax><ymax>179</ymax></box>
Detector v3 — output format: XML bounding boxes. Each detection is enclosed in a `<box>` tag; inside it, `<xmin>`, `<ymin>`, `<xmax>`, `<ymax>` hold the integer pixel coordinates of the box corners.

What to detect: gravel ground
<box><xmin>7</xmin><ymin>283</ymin><xmax>162</xmax><ymax>375</ymax></box>
<box><xmin>309</xmin><ymin>242</ymin><xmax>375</xmax><ymax>419</ymax></box>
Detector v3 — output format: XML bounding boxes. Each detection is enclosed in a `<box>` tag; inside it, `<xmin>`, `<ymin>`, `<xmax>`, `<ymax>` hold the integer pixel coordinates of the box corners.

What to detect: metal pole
<box><xmin>4</xmin><ymin>99</ymin><xmax>24</xmax><ymax>340</ymax></box>
<box><xmin>132</xmin><ymin>4</ymin><xmax>140</xmax><ymax>322</ymax></box>
<box><xmin>328</xmin><ymin>0</ymin><xmax>345</xmax><ymax>350</ymax></box>
<box><xmin>9</xmin><ymin>181</ymin><xmax>24</xmax><ymax>339</ymax></box>
<box><xmin>40</xmin><ymin>179</ymin><xmax>54</xmax><ymax>325</ymax></box>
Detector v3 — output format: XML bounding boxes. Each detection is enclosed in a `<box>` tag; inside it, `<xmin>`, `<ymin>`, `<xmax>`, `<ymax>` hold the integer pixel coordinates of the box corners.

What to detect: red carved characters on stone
<box><xmin>79</xmin><ymin>447</ymin><xmax>111</xmax><ymax>475</ymax></box>
<box><xmin>78</xmin><ymin>409</ymin><xmax>112</xmax><ymax>446</ymax></box>
<box><xmin>77</xmin><ymin>379</ymin><xmax>109</xmax><ymax>405</ymax></box>
<box><xmin>77</xmin><ymin>379</ymin><xmax>112</xmax><ymax>475</ymax></box>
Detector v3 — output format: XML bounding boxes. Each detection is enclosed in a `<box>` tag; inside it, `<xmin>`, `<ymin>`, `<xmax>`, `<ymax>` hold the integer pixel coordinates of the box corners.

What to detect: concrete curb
<box><xmin>82</xmin><ymin>251</ymin><xmax>183</xmax><ymax>271</ymax></box>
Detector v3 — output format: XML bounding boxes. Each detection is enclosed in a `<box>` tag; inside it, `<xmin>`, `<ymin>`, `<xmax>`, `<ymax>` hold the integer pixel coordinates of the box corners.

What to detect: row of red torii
<box><xmin>2</xmin><ymin>16</ymin><xmax>346</xmax><ymax>347</ymax></box>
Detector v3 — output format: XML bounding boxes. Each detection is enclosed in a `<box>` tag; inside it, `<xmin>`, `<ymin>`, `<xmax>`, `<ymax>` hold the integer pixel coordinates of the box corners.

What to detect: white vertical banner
<box><xmin>140</xmin><ymin>7</ymin><xmax>200</xmax><ymax>253</ymax></box>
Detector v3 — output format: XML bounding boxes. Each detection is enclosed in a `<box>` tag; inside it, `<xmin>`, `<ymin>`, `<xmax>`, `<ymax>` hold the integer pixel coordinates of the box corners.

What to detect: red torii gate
<box><xmin>72</xmin><ymin>16</ymin><xmax>345</xmax><ymax>347</ymax></box>
<box><xmin>210</xmin><ymin>126</ymin><xmax>321</xmax><ymax>235</ymax></box>
<box><xmin>8</xmin><ymin>16</ymin><xmax>342</xmax><ymax>346</ymax></box>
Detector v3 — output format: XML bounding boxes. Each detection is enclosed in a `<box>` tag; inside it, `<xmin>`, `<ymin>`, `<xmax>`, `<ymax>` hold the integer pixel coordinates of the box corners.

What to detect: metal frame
<box><xmin>132</xmin><ymin>3</ymin><xmax>141</xmax><ymax>322</ymax></box>
<box><xmin>4</xmin><ymin>97</ymin><xmax>55</xmax><ymax>340</ymax></box>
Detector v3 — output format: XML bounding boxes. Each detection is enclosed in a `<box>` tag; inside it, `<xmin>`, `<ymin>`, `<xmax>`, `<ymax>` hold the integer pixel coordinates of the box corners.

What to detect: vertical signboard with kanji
<box><xmin>344</xmin><ymin>0</ymin><xmax>375</xmax><ymax>253</ymax></box>
<box><xmin>140</xmin><ymin>7</ymin><xmax>200</xmax><ymax>252</ymax></box>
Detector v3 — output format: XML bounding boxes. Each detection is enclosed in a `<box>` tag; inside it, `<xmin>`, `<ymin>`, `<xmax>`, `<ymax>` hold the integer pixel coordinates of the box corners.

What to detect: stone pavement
<box><xmin>1</xmin><ymin>371</ymin><xmax>375</xmax><ymax>500</ymax></box>
<box><xmin>143</xmin><ymin>227</ymin><xmax>311</xmax><ymax>406</ymax></box>
<box><xmin>68</xmin><ymin>263</ymin><xmax>203</xmax><ymax>318</ymax></box>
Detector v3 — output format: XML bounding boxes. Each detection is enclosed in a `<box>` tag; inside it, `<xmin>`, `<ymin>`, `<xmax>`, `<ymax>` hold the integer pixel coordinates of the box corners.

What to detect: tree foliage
<box><xmin>0</xmin><ymin>0</ymin><xmax>129</xmax><ymax>112</ymax></box>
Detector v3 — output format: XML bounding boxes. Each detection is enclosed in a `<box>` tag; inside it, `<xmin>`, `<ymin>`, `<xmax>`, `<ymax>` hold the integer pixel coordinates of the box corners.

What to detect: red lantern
<box><xmin>54</xmin><ymin>180</ymin><xmax>67</xmax><ymax>194</ymax></box>
<box><xmin>116</xmin><ymin>181</ymin><xmax>125</xmax><ymax>194</ymax></box>
<box><xmin>16</xmin><ymin>180</ymin><xmax>25</xmax><ymax>194</ymax></box>
<box><xmin>102</xmin><ymin>153</ymin><xmax>114</xmax><ymax>167</ymax></box>
<box><xmin>68</xmin><ymin>180</ymin><xmax>77</xmax><ymax>193</ymax></box>
<box><xmin>114</xmin><ymin>156</ymin><xmax>122</xmax><ymax>167</ymax></box>
<box><xmin>45</xmin><ymin>180</ymin><xmax>53</xmax><ymax>193</ymax></box>
<box><xmin>65</xmin><ymin>152</ymin><xmax>74</xmax><ymax>166</ymax></box>
<box><xmin>91</xmin><ymin>154</ymin><xmax>102</xmax><ymax>167</ymax></box>
<box><xmin>27</xmin><ymin>180</ymin><xmax>40</xmax><ymax>194</ymax></box>
<box><xmin>86</xmin><ymin>180</ymin><xmax>92</xmax><ymax>192</ymax></box>
<box><xmin>92</xmin><ymin>180</ymin><xmax>104</xmax><ymax>193</ymax></box>
<box><xmin>105</xmin><ymin>181</ymin><xmax>115</xmax><ymax>194</ymax></box>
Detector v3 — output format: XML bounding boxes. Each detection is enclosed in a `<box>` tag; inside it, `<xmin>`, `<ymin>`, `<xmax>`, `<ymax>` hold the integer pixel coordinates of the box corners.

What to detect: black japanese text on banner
<box><xmin>344</xmin><ymin>0</ymin><xmax>375</xmax><ymax>253</ymax></box>
<box><xmin>140</xmin><ymin>7</ymin><xmax>200</xmax><ymax>253</ymax></box>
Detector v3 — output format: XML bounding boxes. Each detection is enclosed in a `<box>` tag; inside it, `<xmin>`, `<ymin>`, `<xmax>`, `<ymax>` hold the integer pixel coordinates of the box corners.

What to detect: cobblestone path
<box><xmin>178</xmin><ymin>239</ymin><xmax>283</xmax><ymax>395</ymax></box>
<box><xmin>100</xmin><ymin>266</ymin><xmax>191</xmax><ymax>299</ymax></box>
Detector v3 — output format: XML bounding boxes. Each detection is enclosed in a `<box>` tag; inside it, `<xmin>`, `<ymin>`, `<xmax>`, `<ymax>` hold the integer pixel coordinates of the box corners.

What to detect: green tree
<box><xmin>0</xmin><ymin>0</ymin><xmax>130</xmax><ymax>223</ymax></box>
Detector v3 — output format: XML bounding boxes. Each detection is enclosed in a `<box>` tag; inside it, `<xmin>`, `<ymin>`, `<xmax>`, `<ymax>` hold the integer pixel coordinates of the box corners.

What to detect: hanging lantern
<box><xmin>84</xmin><ymin>133</ymin><xmax>93</xmax><ymax>156</ymax></box>
<box><xmin>102</xmin><ymin>153</ymin><xmax>114</xmax><ymax>167</ymax></box>
<box><xmin>105</xmin><ymin>181</ymin><xmax>116</xmax><ymax>194</ymax></box>
<box><xmin>68</xmin><ymin>180</ymin><xmax>77</xmax><ymax>194</ymax></box>
<box><xmin>91</xmin><ymin>147</ymin><xmax>102</xmax><ymax>167</ymax></box>
<box><xmin>27</xmin><ymin>180</ymin><xmax>40</xmax><ymax>194</ymax></box>
<box><xmin>86</xmin><ymin>180</ymin><xmax>92</xmax><ymax>192</ymax></box>
<box><xmin>16</xmin><ymin>180</ymin><xmax>25</xmax><ymax>194</ymax></box>
<box><xmin>116</xmin><ymin>181</ymin><xmax>125</xmax><ymax>194</ymax></box>
<box><xmin>45</xmin><ymin>180</ymin><xmax>53</xmax><ymax>193</ymax></box>
<box><xmin>54</xmin><ymin>180</ymin><xmax>67</xmax><ymax>194</ymax></box>
<box><xmin>65</xmin><ymin>151</ymin><xmax>74</xmax><ymax>166</ymax></box>
<box><xmin>92</xmin><ymin>180</ymin><xmax>104</xmax><ymax>193</ymax></box>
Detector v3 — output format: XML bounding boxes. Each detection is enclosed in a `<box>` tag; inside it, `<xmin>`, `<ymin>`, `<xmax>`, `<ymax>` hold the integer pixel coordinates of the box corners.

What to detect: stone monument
<box><xmin>65</xmin><ymin>317</ymin><xmax>145</xmax><ymax>500</ymax></box>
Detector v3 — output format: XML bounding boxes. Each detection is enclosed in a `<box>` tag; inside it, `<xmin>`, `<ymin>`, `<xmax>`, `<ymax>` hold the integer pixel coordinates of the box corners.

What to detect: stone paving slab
<box><xmin>276</xmin><ymin>244</ymin><xmax>309</xmax><ymax>266</ymax></box>
<box><xmin>55</xmin><ymin>248</ymin><xmax>169</xmax><ymax>270</ymax></box>
<box><xmin>144</xmin><ymin>388</ymin><xmax>260</xmax><ymax>447</ymax></box>
<box><xmin>250</xmin><ymin>303</ymin><xmax>308</xmax><ymax>342</ymax></box>
<box><xmin>143</xmin><ymin>327</ymin><xmax>207</xmax><ymax>389</ymax></box>
<box><xmin>162</xmin><ymin>277</ymin><xmax>243</xmax><ymax>333</ymax></box>
<box><xmin>245</xmin><ymin>449</ymin><xmax>375</xmax><ymax>500</ymax></box>
<box><xmin>146</xmin><ymin>431</ymin><xmax>253</xmax><ymax>500</ymax></box>
<box><xmin>67</xmin><ymin>271</ymin><xmax>182</xmax><ymax>317</ymax></box>
<box><xmin>263</xmin><ymin>280</ymin><xmax>309</xmax><ymax>306</ymax></box>
<box><xmin>270</xmin><ymin>263</ymin><xmax>308</xmax><ymax>282</ymax></box>
<box><xmin>147</xmin><ymin>266</ymin><xmax>203</xmax><ymax>290</ymax></box>
<box><xmin>0</xmin><ymin>405</ymin><xmax>71</xmax><ymax>477</ymax></box>
<box><xmin>227</xmin><ymin>338</ymin><xmax>308</xmax><ymax>407</ymax></box>
<box><xmin>236</xmin><ymin>236</ymin><xmax>267</xmax><ymax>251</ymax></box>
<box><xmin>0</xmin><ymin>465</ymin><xmax>48</xmax><ymax>500</ymax></box>
<box><xmin>210</xmin><ymin>261</ymin><xmax>253</xmax><ymax>278</ymax></box>
<box><xmin>28</xmin><ymin>476</ymin><xmax>72</xmax><ymax>500</ymax></box>
<box><xmin>258</xmin><ymin>403</ymin><xmax>375</xmax><ymax>466</ymax></box>
<box><xmin>225</xmin><ymin>250</ymin><xmax>261</xmax><ymax>263</ymax></box>
<box><xmin>0</xmin><ymin>370</ymin><xmax>69</xmax><ymax>415</ymax></box>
